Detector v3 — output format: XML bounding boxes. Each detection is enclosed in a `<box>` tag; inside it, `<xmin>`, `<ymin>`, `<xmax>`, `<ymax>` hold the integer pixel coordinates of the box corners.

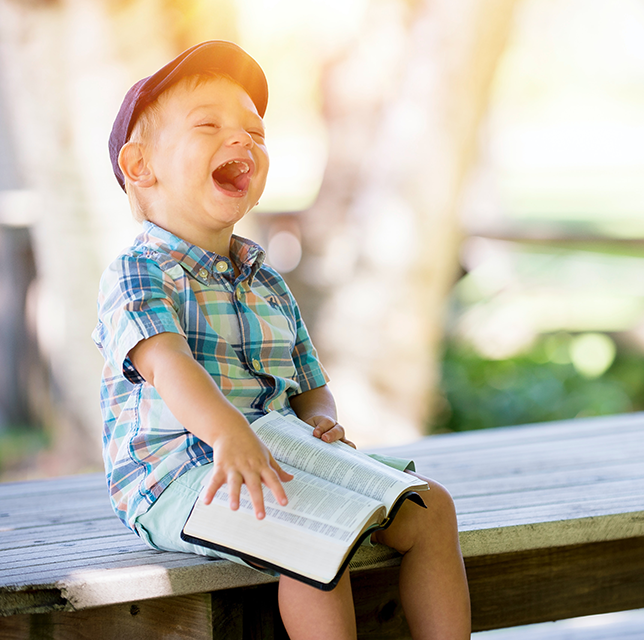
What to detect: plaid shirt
<box><xmin>92</xmin><ymin>221</ymin><xmax>329</xmax><ymax>530</ymax></box>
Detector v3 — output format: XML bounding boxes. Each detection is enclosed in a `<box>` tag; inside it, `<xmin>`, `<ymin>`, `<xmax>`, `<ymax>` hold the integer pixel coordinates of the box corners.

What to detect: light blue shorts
<box><xmin>134</xmin><ymin>454</ymin><xmax>415</xmax><ymax>575</ymax></box>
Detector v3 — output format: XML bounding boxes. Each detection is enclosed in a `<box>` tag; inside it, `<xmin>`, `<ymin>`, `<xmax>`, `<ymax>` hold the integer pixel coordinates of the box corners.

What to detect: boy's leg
<box><xmin>278</xmin><ymin>570</ymin><xmax>357</xmax><ymax>640</ymax></box>
<box><xmin>373</xmin><ymin>476</ymin><xmax>471</xmax><ymax>640</ymax></box>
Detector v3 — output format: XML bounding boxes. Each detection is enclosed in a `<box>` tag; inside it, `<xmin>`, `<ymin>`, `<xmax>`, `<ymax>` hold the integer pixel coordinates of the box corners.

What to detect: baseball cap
<box><xmin>109</xmin><ymin>40</ymin><xmax>268</xmax><ymax>191</ymax></box>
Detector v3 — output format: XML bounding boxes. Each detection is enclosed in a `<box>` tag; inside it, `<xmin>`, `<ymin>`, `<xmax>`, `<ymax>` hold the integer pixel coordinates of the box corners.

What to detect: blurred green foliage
<box><xmin>0</xmin><ymin>427</ymin><xmax>49</xmax><ymax>477</ymax></box>
<box><xmin>435</xmin><ymin>333</ymin><xmax>644</xmax><ymax>432</ymax></box>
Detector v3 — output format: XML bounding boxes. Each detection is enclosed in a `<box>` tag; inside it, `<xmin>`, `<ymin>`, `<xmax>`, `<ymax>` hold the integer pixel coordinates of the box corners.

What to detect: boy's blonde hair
<box><xmin>123</xmin><ymin>100</ymin><xmax>162</xmax><ymax>222</ymax></box>
<box><xmin>123</xmin><ymin>72</ymin><xmax>245</xmax><ymax>222</ymax></box>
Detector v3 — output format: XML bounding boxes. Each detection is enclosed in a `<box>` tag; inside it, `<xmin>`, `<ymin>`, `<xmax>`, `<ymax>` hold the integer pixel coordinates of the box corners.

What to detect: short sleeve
<box><xmin>93</xmin><ymin>254</ymin><xmax>186</xmax><ymax>384</ymax></box>
<box><xmin>289</xmin><ymin>293</ymin><xmax>330</xmax><ymax>393</ymax></box>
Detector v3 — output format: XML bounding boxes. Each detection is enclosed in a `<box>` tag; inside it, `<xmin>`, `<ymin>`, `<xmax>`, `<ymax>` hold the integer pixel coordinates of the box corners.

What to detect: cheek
<box><xmin>253</xmin><ymin>171</ymin><xmax>268</xmax><ymax>198</ymax></box>
<box><xmin>257</xmin><ymin>145</ymin><xmax>269</xmax><ymax>171</ymax></box>
<box><xmin>253</xmin><ymin>149</ymin><xmax>269</xmax><ymax>190</ymax></box>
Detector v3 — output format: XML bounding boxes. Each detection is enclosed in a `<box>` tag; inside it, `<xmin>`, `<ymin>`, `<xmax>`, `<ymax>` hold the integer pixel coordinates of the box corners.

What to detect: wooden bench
<box><xmin>1</xmin><ymin>413</ymin><xmax>643</xmax><ymax>639</ymax></box>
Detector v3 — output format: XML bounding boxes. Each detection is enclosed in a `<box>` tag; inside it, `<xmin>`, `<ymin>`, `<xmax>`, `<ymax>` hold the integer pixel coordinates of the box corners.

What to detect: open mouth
<box><xmin>212</xmin><ymin>159</ymin><xmax>253</xmax><ymax>194</ymax></box>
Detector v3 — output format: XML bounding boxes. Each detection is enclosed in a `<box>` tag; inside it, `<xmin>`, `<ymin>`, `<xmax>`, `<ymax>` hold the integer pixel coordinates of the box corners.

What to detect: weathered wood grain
<box><xmin>0</xmin><ymin>593</ymin><xmax>212</xmax><ymax>640</ymax></box>
<box><xmin>0</xmin><ymin>412</ymin><xmax>643</xmax><ymax>638</ymax></box>
<box><xmin>350</xmin><ymin>536</ymin><xmax>644</xmax><ymax>634</ymax></box>
<box><xmin>466</xmin><ymin>537</ymin><xmax>644</xmax><ymax>631</ymax></box>
<box><xmin>352</xmin><ymin>566</ymin><xmax>411</xmax><ymax>639</ymax></box>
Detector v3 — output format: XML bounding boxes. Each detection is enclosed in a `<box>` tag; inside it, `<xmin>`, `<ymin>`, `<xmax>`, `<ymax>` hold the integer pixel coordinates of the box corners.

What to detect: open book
<box><xmin>181</xmin><ymin>411</ymin><xmax>428</xmax><ymax>590</ymax></box>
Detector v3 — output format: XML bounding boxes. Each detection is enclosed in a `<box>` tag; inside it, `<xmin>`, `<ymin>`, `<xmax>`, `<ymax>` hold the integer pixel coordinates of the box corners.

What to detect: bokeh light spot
<box><xmin>267</xmin><ymin>230</ymin><xmax>302</xmax><ymax>273</ymax></box>
<box><xmin>570</xmin><ymin>332</ymin><xmax>616</xmax><ymax>379</ymax></box>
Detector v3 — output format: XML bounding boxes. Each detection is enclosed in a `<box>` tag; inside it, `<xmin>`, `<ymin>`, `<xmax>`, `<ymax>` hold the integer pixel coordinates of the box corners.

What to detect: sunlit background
<box><xmin>443</xmin><ymin>0</ymin><xmax>644</xmax><ymax>431</ymax></box>
<box><xmin>1</xmin><ymin>0</ymin><xmax>644</xmax><ymax>474</ymax></box>
<box><xmin>1</xmin><ymin>2</ymin><xmax>644</xmax><ymax>635</ymax></box>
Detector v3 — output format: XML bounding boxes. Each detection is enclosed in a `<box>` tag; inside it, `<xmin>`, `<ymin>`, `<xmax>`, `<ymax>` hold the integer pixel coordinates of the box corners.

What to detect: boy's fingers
<box><xmin>269</xmin><ymin>455</ymin><xmax>294</xmax><ymax>483</ymax></box>
<box><xmin>226</xmin><ymin>471</ymin><xmax>243</xmax><ymax>511</ymax></box>
<box><xmin>245</xmin><ymin>476</ymin><xmax>266</xmax><ymax>519</ymax></box>
<box><xmin>310</xmin><ymin>418</ymin><xmax>354</xmax><ymax>445</ymax></box>
<box><xmin>320</xmin><ymin>423</ymin><xmax>346</xmax><ymax>443</ymax></box>
<box><xmin>203</xmin><ymin>470</ymin><xmax>226</xmax><ymax>504</ymax></box>
<box><xmin>262</xmin><ymin>467</ymin><xmax>290</xmax><ymax>507</ymax></box>
<box><xmin>276</xmin><ymin>466</ymin><xmax>294</xmax><ymax>482</ymax></box>
<box><xmin>311</xmin><ymin>417</ymin><xmax>335</xmax><ymax>437</ymax></box>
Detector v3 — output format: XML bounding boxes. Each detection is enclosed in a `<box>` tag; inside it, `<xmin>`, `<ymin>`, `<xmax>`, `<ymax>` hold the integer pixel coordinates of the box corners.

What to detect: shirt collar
<box><xmin>139</xmin><ymin>221</ymin><xmax>266</xmax><ymax>281</ymax></box>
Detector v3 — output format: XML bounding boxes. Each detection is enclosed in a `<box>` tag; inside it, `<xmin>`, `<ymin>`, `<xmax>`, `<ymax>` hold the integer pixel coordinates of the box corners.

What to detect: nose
<box><xmin>226</xmin><ymin>128</ymin><xmax>254</xmax><ymax>148</ymax></box>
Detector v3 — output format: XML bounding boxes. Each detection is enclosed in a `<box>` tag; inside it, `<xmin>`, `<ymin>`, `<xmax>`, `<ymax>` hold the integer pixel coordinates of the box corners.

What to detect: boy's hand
<box><xmin>202</xmin><ymin>422</ymin><xmax>293</xmax><ymax>519</ymax></box>
<box><xmin>307</xmin><ymin>415</ymin><xmax>356</xmax><ymax>449</ymax></box>
<box><xmin>289</xmin><ymin>385</ymin><xmax>355</xmax><ymax>448</ymax></box>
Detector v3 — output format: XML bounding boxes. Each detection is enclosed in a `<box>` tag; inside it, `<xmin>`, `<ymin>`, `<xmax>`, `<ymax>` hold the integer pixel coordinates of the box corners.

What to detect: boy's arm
<box><xmin>289</xmin><ymin>385</ymin><xmax>355</xmax><ymax>448</ymax></box>
<box><xmin>129</xmin><ymin>332</ymin><xmax>292</xmax><ymax>519</ymax></box>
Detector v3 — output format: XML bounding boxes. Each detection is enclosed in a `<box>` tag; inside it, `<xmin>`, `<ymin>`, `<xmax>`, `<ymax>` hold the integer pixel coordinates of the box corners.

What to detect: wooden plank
<box><xmin>386</xmin><ymin>413</ymin><xmax>644</xmax><ymax>453</ymax></box>
<box><xmin>0</xmin><ymin>586</ymin><xmax>68</xmax><ymax>617</ymax></box>
<box><xmin>466</xmin><ymin>537</ymin><xmax>644</xmax><ymax>631</ymax></box>
<box><xmin>0</xmin><ymin>473</ymin><xmax>105</xmax><ymax>498</ymax></box>
<box><xmin>0</xmin><ymin>482</ymin><xmax>106</xmax><ymax>506</ymax></box>
<box><xmin>4</xmin><ymin>463</ymin><xmax>641</xmax><ymax>547</ymax></box>
<box><xmin>0</xmin><ymin>516</ymin><xmax>123</xmax><ymax>540</ymax></box>
<box><xmin>9</xmin><ymin>499</ymin><xmax>639</xmax><ymax>597</ymax></box>
<box><xmin>0</xmin><ymin>507</ymin><xmax>116</xmax><ymax>531</ymax></box>
<box><xmin>208</xmin><ymin>584</ymin><xmax>293</xmax><ymax>640</ymax></box>
<box><xmin>0</xmin><ymin>495</ymin><xmax>111</xmax><ymax>521</ymax></box>
<box><xmin>0</xmin><ymin>593</ymin><xmax>212</xmax><ymax>640</ymax></box>
<box><xmin>1</xmin><ymin>558</ymin><xmax>278</xmax><ymax>615</ymax></box>
<box><xmin>427</xmin><ymin>425</ymin><xmax>644</xmax><ymax>457</ymax></box>
<box><xmin>349</xmin><ymin>536</ymin><xmax>644</xmax><ymax>635</ymax></box>
<box><xmin>459</xmin><ymin>511</ymin><xmax>644</xmax><ymax>557</ymax></box>
<box><xmin>210</xmin><ymin>589</ymin><xmax>244</xmax><ymax>640</ymax></box>
<box><xmin>1</xmin><ymin>412</ymin><xmax>643</xmax><ymax>620</ymax></box>
<box><xmin>1</xmin><ymin>550</ymin><xmax>210</xmax><ymax>585</ymax></box>
<box><xmin>0</xmin><ymin>524</ymin><xmax>130</xmax><ymax>550</ymax></box>
<box><xmin>409</xmin><ymin>431</ymin><xmax>644</xmax><ymax>463</ymax></box>
<box><xmin>396</xmin><ymin>419</ymin><xmax>644</xmax><ymax>468</ymax></box>
<box><xmin>0</xmin><ymin>535</ymin><xmax>149</xmax><ymax>569</ymax></box>
<box><xmin>458</xmin><ymin>495</ymin><xmax>644</xmax><ymax>529</ymax></box>
<box><xmin>411</xmin><ymin>437</ymin><xmax>644</xmax><ymax>480</ymax></box>
<box><xmin>240</xmin><ymin>584</ymin><xmax>289</xmax><ymax>640</ymax></box>
<box><xmin>443</xmin><ymin>460</ymin><xmax>644</xmax><ymax>498</ymax></box>
<box><xmin>352</xmin><ymin>566</ymin><xmax>411</xmax><ymax>640</ymax></box>
<box><xmin>454</xmin><ymin>478</ymin><xmax>644</xmax><ymax>515</ymax></box>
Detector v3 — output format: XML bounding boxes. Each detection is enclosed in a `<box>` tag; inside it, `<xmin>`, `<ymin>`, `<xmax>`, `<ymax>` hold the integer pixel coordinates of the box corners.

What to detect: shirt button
<box><xmin>215</xmin><ymin>260</ymin><xmax>228</xmax><ymax>273</ymax></box>
<box><xmin>235</xmin><ymin>289</ymin><xmax>243</xmax><ymax>301</ymax></box>
<box><xmin>252</xmin><ymin>359</ymin><xmax>261</xmax><ymax>372</ymax></box>
<box><xmin>198</xmin><ymin>268</ymin><xmax>208</xmax><ymax>279</ymax></box>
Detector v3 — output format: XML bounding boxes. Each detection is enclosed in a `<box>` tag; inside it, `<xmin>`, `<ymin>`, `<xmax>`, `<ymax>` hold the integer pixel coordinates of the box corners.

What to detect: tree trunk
<box><xmin>0</xmin><ymin>226</ymin><xmax>40</xmax><ymax>427</ymax></box>
<box><xmin>290</xmin><ymin>0</ymin><xmax>519</xmax><ymax>446</ymax></box>
<box><xmin>0</xmin><ymin>0</ymin><xmax>105</xmax><ymax>472</ymax></box>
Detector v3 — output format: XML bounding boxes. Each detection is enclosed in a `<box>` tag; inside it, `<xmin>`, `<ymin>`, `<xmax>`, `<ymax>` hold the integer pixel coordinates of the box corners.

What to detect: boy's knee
<box><xmin>424</xmin><ymin>480</ymin><xmax>457</xmax><ymax>519</ymax></box>
<box><xmin>372</xmin><ymin>477</ymin><xmax>458</xmax><ymax>553</ymax></box>
<box><xmin>405</xmin><ymin>480</ymin><xmax>458</xmax><ymax>540</ymax></box>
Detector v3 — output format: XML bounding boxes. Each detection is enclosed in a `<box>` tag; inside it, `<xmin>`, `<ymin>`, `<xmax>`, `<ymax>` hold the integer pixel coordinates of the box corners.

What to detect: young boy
<box><xmin>93</xmin><ymin>40</ymin><xmax>470</xmax><ymax>639</ymax></box>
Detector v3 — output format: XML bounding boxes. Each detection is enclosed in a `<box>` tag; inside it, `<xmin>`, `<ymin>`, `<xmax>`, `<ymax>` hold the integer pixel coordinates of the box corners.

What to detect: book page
<box><xmin>185</xmin><ymin>468</ymin><xmax>379</xmax><ymax>584</ymax></box>
<box><xmin>251</xmin><ymin>412</ymin><xmax>427</xmax><ymax>511</ymax></box>
<box><xmin>202</xmin><ymin>463</ymin><xmax>383</xmax><ymax>543</ymax></box>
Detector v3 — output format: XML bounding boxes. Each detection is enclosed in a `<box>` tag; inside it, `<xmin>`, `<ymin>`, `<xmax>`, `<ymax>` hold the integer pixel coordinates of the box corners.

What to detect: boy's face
<box><xmin>140</xmin><ymin>76</ymin><xmax>269</xmax><ymax>252</ymax></box>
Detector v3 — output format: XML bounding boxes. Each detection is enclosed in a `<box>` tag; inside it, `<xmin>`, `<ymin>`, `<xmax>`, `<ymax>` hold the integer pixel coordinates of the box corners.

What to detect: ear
<box><xmin>119</xmin><ymin>142</ymin><xmax>156</xmax><ymax>188</ymax></box>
